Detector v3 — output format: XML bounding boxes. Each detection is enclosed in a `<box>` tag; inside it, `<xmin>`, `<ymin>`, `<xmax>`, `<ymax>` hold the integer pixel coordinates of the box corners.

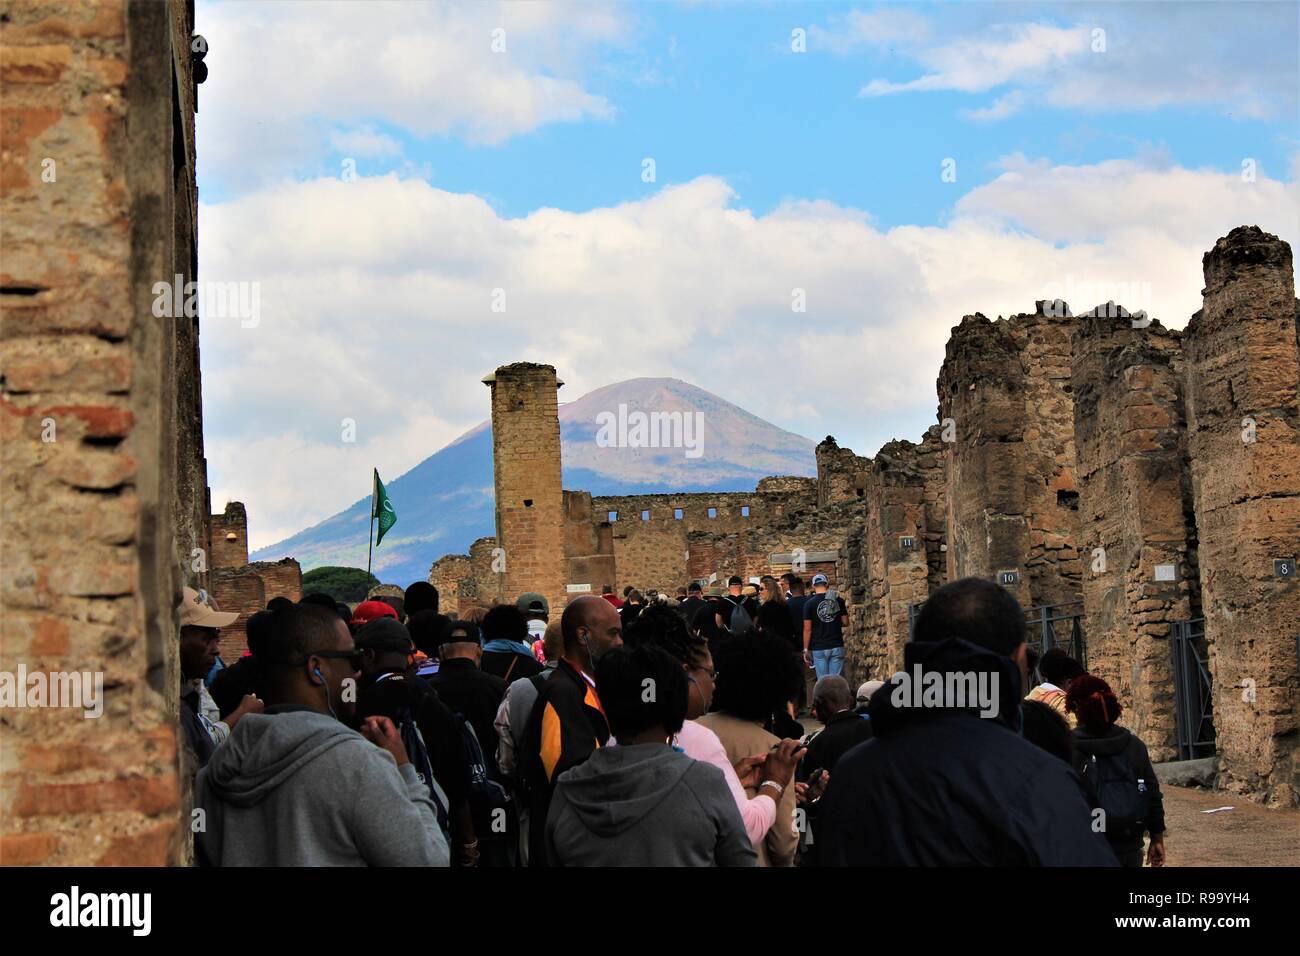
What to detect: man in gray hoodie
<box><xmin>195</xmin><ymin>603</ymin><xmax>449</xmax><ymax>866</ymax></box>
<box><xmin>545</xmin><ymin>642</ymin><xmax>756</xmax><ymax>867</ymax></box>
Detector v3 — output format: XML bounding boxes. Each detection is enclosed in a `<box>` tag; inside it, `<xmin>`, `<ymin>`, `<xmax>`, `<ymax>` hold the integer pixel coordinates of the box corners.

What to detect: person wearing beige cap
<box><xmin>180</xmin><ymin>586</ymin><xmax>261</xmax><ymax>767</ymax></box>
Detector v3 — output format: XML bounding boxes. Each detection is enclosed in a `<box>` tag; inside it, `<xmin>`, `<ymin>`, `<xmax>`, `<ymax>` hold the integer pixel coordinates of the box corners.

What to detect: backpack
<box><xmin>1080</xmin><ymin>746</ymin><xmax>1147</xmax><ymax>843</ymax></box>
<box><xmin>378</xmin><ymin>683</ymin><xmax>451</xmax><ymax>839</ymax></box>
<box><xmin>454</xmin><ymin>711</ymin><xmax>516</xmax><ymax>865</ymax></box>
<box><xmin>728</xmin><ymin>598</ymin><xmax>755</xmax><ymax>636</ymax></box>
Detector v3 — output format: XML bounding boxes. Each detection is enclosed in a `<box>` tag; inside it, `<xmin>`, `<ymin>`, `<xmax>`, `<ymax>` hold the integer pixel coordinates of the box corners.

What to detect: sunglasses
<box><xmin>295</xmin><ymin>650</ymin><xmax>363</xmax><ymax>671</ymax></box>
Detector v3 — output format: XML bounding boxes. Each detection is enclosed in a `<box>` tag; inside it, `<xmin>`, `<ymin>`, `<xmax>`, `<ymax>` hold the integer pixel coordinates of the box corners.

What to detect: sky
<box><xmin>193</xmin><ymin>0</ymin><xmax>1300</xmax><ymax>550</ymax></box>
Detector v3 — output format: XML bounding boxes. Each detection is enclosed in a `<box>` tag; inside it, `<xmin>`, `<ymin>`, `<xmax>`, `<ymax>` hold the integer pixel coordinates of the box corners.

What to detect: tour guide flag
<box><xmin>373</xmin><ymin>469</ymin><xmax>397</xmax><ymax>546</ymax></box>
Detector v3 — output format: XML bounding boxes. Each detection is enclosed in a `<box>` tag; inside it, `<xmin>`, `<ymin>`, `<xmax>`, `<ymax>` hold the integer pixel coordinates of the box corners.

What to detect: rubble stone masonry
<box><xmin>1183</xmin><ymin>227</ymin><xmax>1300</xmax><ymax>806</ymax></box>
<box><xmin>1072</xmin><ymin>311</ymin><xmax>1198</xmax><ymax>762</ymax></box>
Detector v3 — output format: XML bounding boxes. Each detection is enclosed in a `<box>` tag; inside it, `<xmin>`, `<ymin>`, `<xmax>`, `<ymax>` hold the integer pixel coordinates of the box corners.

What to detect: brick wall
<box><xmin>209</xmin><ymin>500</ymin><xmax>248</xmax><ymax>569</ymax></box>
<box><xmin>488</xmin><ymin>363</ymin><xmax>567</xmax><ymax>614</ymax></box>
<box><xmin>0</xmin><ymin>0</ymin><xmax>202</xmax><ymax>865</ymax></box>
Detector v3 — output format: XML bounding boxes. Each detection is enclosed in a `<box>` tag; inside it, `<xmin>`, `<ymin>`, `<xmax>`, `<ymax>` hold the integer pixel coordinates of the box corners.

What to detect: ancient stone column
<box><xmin>937</xmin><ymin>314</ymin><xmax>1033</xmax><ymax>605</ymax></box>
<box><xmin>1072</xmin><ymin>310</ymin><xmax>1198</xmax><ymax>761</ymax></box>
<box><xmin>1183</xmin><ymin>226</ymin><xmax>1300</xmax><ymax>807</ymax></box>
<box><xmin>484</xmin><ymin>363</ymin><xmax>568</xmax><ymax>615</ymax></box>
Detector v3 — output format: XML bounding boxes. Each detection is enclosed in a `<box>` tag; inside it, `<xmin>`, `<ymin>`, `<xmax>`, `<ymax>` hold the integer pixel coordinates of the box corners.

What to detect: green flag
<box><xmin>373</xmin><ymin>469</ymin><xmax>396</xmax><ymax>546</ymax></box>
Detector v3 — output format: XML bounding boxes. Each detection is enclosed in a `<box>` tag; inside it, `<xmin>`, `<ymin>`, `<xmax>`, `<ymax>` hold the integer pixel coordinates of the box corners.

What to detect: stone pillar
<box><xmin>938</xmin><ymin>314</ymin><xmax>1033</xmax><ymax>605</ymax></box>
<box><xmin>1007</xmin><ymin>303</ymin><xmax>1084</xmax><ymax>608</ymax></box>
<box><xmin>1183</xmin><ymin>226</ymin><xmax>1300</xmax><ymax>807</ymax></box>
<box><xmin>1072</xmin><ymin>311</ymin><xmax>1197</xmax><ymax>761</ymax></box>
<box><xmin>485</xmin><ymin>364</ymin><xmax>567</xmax><ymax>614</ymax></box>
<box><xmin>815</xmin><ymin>437</ymin><xmax>863</xmax><ymax>509</ymax></box>
<box><xmin>856</xmin><ymin>442</ymin><xmax>931</xmax><ymax>682</ymax></box>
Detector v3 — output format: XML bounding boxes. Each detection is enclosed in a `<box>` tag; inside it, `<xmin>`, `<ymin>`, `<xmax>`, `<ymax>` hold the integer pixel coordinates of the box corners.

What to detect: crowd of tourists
<box><xmin>177</xmin><ymin>571</ymin><xmax>1166</xmax><ymax>867</ymax></box>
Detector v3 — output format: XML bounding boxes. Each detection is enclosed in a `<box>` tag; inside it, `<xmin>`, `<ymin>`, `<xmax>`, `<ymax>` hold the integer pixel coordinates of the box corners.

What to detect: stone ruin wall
<box><xmin>209</xmin><ymin>501</ymin><xmax>249</xmax><ymax>571</ymax></box>
<box><xmin>0</xmin><ymin>0</ymin><xmax>204</xmax><ymax>865</ymax></box>
<box><xmin>1182</xmin><ymin>227</ymin><xmax>1300</xmax><ymax>807</ymax></box>
<box><xmin>1071</xmin><ymin>312</ymin><xmax>1198</xmax><ymax>763</ymax></box>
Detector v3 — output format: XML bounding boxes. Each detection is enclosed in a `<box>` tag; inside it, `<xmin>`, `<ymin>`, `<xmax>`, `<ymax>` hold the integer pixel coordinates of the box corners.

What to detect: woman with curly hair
<box><xmin>1066</xmin><ymin>674</ymin><xmax>1166</xmax><ymax>867</ymax></box>
<box><xmin>696</xmin><ymin>630</ymin><xmax>807</xmax><ymax>866</ymax></box>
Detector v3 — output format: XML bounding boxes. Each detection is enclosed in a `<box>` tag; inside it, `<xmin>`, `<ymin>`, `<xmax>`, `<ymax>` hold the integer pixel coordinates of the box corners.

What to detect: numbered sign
<box><xmin>1276</xmin><ymin>558</ymin><xmax>1296</xmax><ymax>580</ymax></box>
<box><xmin>997</xmin><ymin>570</ymin><xmax>1020</xmax><ymax>586</ymax></box>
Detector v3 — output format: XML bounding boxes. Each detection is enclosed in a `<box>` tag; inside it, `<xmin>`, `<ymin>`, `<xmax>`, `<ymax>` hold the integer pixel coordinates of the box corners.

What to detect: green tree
<box><xmin>301</xmin><ymin>566</ymin><xmax>380</xmax><ymax>603</ymax></box>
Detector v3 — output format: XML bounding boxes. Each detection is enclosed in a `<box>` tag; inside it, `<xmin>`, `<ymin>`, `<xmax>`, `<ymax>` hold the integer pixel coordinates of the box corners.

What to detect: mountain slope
<box><xmin>251</xmin><ymin>377</ymin><xmax>816</xmax><ymax>586</ymax></box>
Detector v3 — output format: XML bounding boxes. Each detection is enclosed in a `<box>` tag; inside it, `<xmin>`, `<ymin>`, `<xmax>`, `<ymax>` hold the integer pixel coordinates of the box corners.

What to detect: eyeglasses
<box><xmin>295</xmin><ymin>650</ymin><xmax>363</xmax><ymax>671</ymax></box>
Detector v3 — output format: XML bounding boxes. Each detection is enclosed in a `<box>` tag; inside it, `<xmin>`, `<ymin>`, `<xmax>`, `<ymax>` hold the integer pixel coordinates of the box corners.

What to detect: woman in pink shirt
<box><xmin>622</xmin><ymin>605</ymin><xmax>802</xmax><ymax>847</ymax></box>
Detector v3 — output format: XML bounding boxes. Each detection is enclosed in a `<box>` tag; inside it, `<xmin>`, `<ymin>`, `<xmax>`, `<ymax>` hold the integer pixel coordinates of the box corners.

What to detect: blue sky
<box><xmin>193</xmin><ymin>1</ymin><xmax>1300</xmax><ymax>548</ymax></box>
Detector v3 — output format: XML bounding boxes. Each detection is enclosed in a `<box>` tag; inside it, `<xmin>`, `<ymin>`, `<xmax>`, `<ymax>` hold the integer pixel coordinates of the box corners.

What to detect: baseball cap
<box><xmin>857</xmin><ymin>680</ymin><xmax>885</xmax><ymax>706</ymax></box>
<box><xmin>706</xmin><ymin>585</ymin><xmax>725</xmax><ymax>598</ymax></box>
<box><xmin>180</xmin><ymin>586</ymin><xmax>238</xmax><ymax>628</ymax></box>
<box><xmin>350</xmin><ymin>600</ymin><xmax>399</xmax><ymax>628</ymax></box>
<box><xmin>515</xmin><ymin>592</ymin><xmax>549</xmax><ymax>615</ymax></box>
<box><xmin>354</xmin><ymin>617</ymin><xmax>413</xmax><ymax>653</ymax></box>
<box><xmin>811</xmin><ymin>573</ymin><xmax>829</xmax><ymax>586</ymax></box>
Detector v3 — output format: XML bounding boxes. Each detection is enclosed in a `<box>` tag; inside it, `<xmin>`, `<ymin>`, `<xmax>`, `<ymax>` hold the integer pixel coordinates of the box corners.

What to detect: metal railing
<box><xmin>1171</xmin><ymin>618</ymin><xmax>1216</xmax><ymax>760</ymax></box>
<box><xmin>908</xmin><ymin>599</ymin><xmax>1087</xmax><ymax>669</ymax></box>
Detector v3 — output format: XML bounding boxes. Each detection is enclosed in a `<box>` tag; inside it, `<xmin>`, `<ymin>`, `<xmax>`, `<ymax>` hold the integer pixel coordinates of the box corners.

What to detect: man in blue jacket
<box><xmin>817</xmin><ymin>577</ymin><xmax>1117</xmax><ymax>867</ymax></box>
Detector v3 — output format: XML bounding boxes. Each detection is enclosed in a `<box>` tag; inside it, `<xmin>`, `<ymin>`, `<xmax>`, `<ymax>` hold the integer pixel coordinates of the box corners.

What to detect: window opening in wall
<box><xmin>741</xmin><ymin>506</ymin><xmax>750</xmax><ymax>517</ymax></box>
<box><xmin>608</xmin><ymin>511</ymin><xmax>618</xmax><ymax>522</ymax></box>
<box><xmin>674</xmin><ymin>508</ymin><xmax>683</xmax><ymax>520</ymax></box>
<box><xmin>523</xmin><ymin>499</ymin><xmax>533</xmax><ymax>508</ymax></box>
<box><xmin>708</xmin><ymin>507</ymin><xmax>717</xmax><ymax>518</ymax></box>
<box><xmin>641</xmin><ymin>510</ymin><xmax>650</xmax><ymax>521</ymax></box>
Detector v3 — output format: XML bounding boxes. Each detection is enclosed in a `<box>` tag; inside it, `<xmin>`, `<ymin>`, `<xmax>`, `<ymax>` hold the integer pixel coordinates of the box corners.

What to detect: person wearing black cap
<box><xmin>426</xmin><ymin>619</ymin><xmax>507</xmax><ymax>773</ymax></box>
<box><xmin>354</xmin><ymin>616</ymin><xmax>478</xmax><ymax>865</ymax></box>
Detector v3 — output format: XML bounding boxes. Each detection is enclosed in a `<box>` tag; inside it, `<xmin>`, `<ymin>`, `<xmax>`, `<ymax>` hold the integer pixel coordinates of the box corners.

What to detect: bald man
<box><xmin>800</xmin><ymin>676</ymin><xmax>874</xmax><ymax>785</ymax></box>
<box><xmin>517</xmin><ymin>595</ymin><xmax>622</xmax><ymax>866</ymax></box>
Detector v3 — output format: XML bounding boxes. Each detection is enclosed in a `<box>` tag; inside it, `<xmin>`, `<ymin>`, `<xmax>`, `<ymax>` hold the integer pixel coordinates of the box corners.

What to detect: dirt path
<box><xmin>1158</xmin><ymin>785</ymin><xmax>1300</xmax><ymax>866</ymax></box>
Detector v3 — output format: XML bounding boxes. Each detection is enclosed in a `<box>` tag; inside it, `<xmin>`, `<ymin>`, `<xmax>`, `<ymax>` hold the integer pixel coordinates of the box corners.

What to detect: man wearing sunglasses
<box><xmin>194</xmin><ymin>602</ymin><xmax>449</xmax><ymax>866</ymax></box>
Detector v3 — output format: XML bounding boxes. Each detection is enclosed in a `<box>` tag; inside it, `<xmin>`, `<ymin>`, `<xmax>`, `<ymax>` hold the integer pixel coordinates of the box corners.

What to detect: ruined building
<box><xmin>433</xmin><ymin>227</ymin><xmax>1299</xmax><ymax>807</ymax></box>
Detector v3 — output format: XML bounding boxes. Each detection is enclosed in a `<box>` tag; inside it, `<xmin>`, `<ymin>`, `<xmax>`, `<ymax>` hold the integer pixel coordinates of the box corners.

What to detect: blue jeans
<box><xmin>812</xmin><ymin>646</ymin><xmax>845</xmax><ymax>679</ymax></box>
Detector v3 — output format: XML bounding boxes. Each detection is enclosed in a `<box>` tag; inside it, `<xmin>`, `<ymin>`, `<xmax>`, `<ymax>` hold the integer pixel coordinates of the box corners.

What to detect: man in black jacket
<box><xmin>426</xmin><ymin>621</ymin><xmax>507</xmax><ymax>768</ymax></box>
<box><xmin>817</xmin><ymin>577</ymin><xmax>1117</xmax><ymax>866</ymax></box>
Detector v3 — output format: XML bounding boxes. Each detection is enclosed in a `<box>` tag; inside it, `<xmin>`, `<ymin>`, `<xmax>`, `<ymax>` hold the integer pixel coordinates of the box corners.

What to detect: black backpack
<box><xmin>1081</xmin><ymin>746</ymin><xmax>1147</xmax><ymax>843</ymax></box>
<box><xmin>454</xmin><ymin>711</ymin><xmax>515</xmax><ymax>865</ymax></box>
<box><xmin>728</xmin><ymin>598</ymin><xmax>755</xmax><ymax>636</ymax></box>
<box><xmin>374</xmin><ymin>675</ymin><xmax>451</xmax><ymax>838</ymax></box>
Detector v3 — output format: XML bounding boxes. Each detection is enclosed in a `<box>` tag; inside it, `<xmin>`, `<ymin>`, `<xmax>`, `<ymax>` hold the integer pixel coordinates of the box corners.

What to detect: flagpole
<box><xmin>366</xmin><ymin>468</ymin><xmax>376</xmax><ymax>578</ymax></box>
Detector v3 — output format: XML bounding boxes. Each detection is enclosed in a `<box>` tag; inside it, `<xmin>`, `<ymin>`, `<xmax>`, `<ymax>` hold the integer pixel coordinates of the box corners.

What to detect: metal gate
<box><xmin>907</xmin><ymin>600</ymin><xmax>1087</xmax><ymax>670</ymax></box>
<box><xmin>1171</xmin><ymin>618</ymin><xmax>1216</xmax><ymax>760</ymax></box>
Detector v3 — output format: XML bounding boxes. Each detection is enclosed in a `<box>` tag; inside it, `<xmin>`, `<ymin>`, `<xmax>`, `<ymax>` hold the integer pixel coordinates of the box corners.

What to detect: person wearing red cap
<box><xmin>350</xmin><ymin>599</ymin><xmax>399</xmax><ymax>630</ymax></box>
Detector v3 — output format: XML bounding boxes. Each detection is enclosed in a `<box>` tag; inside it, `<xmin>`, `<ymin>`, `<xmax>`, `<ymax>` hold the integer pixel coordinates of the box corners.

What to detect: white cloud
<box><xmin>962</xmin><ymin>90</ymin><xmax>1026</xmax><ymax>122</ymax></box>
<box><xmin>822</xmin><ymin>5</ymin><xmax>1297</xmax><ymax>121</ymax></box>
<box><xmin>860</xmin><ymin>23</ymin><xmax>1088</xmax><ymax>97</ymax></box>
<box><xmin>196</xmin><ymin>0</ymin><xmax>627</xmax><ymax>190</ymax></box>
<box><xmin>201</xmin><ymin>159</ymin><xmax>1299</xmax><ymax>549</ymax></box>
<box><xmin>328</xmin><ymin>126</ymin><xmax>403</xmax><ymax>159</ymax></box>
